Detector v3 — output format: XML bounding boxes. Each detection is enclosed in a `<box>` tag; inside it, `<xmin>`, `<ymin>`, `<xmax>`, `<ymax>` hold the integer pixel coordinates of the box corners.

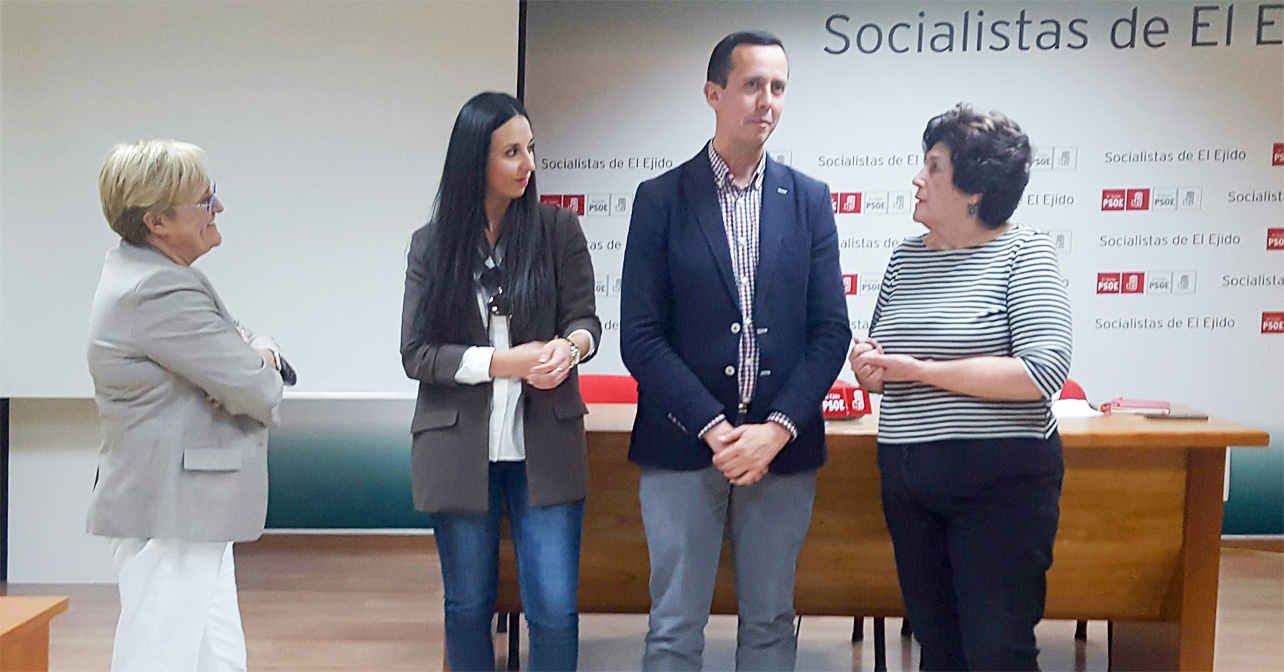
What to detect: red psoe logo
<box><xmin>822</xmin><ymin>382</ymin><xmax>872</xmax><ymax>419</ymax></box>
<box><xmin>1125</xmin><ymin>188</ymin><xmax>1151</xmax><ymax>211</ymax></box>
<box><xmin>563</xmin><ymin>195</ymin><xmax>586</xmax><ymax>216</ymax></box>
<box><xmin>1101</xmin><ymin>189</ymin><xmax>1126</xmax><ymax>211</ymax></box>
<box><xmin>842</xmin><ymin>274</ymin><xmax>859</xmax><ymax>295</ymax></box>
<box><xmin>1263</xmin><ymin>312</ymin><xmax>1284</xmax><ymax>334</ymax></box>
<box><xmin>1273</xmin><ymin>143</ymin><xmax>1284</xmax><ymax>166</ymax></box>
<box><xmin>1121</xmin><ymin>272</ymin><xmax>1146</xmax><ymax>294</ymax></box>
<box><xmin>539</xmin><ymin>194</ymin><xmax>564</xmax><ymax>207</ymax></box>
<box><xmin>1268</xmin><ymin>228</ymin><xmax>1284</xmax><ymax>250</ymax></box>
<box><xmin>830</xmin><ymin>193</ymin><xmax>840</xmax><ymax>213</ymax></box>
<box><xmin>1097</xmin><ymin>273</ymin><xmax>1121</xmax><ymax>293</ymax></box>
<box><xmin>838</xmin><ymin>192</ymin><xmax>862</xmax><ymax>214</ymax></box>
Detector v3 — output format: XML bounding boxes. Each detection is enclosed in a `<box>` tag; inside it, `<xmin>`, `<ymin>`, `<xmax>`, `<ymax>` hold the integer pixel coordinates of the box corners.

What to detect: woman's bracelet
<box><xmin>563</xmin><ymin>337</ymin><xmax>582</xmax><ymax>368</ymax></box>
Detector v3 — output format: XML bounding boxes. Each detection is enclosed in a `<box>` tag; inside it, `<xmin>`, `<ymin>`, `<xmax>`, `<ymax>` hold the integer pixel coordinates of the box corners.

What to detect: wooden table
<box><xmin>493</xmin><ymin>405</ymin><xmax>1268</xmax><ymax>671</ymax></box>
<box><xmin>0</xmin><ymin>596</ymin><xmax>69</xmax><ymax>672</ymax></box>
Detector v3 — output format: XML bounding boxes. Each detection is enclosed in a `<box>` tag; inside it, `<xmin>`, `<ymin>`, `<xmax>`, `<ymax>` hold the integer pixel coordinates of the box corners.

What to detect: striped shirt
<box><xmin>868</xmin><ymin>225</ymin><xmax>1072</xmax><ymax>444</ymax></box>
<box><xmin>698</xmin><ymin>143</ymin><xmax>797</xmax><ymax>438</ymax></box>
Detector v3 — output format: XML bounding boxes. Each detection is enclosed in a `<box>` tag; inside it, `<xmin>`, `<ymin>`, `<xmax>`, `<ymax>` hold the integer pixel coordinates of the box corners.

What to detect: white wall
<box><xmin>8</xmin><ymin>399</ymin><xmax>116</xmax><ymax>583</ymax></box>
<box><xmin>0</xmin><ymin>0</ymin><xmax>518</xmax><ymax>398</ymax></box>
<box><xmin>3</xmin><ymin>0</ymin><xmax>518</xmax><ymax>582</ymax></box>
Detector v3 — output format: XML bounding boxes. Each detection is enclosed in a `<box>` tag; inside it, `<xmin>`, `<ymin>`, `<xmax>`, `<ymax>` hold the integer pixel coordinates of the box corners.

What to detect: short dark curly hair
<box><xmin>922</xmin><ymin>104</ymin><xmax>1032</xmax><ymax>229</ymax></box>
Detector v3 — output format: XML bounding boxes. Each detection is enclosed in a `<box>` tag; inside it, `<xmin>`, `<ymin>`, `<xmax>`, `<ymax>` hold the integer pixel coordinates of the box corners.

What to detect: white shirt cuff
<box><xmin>454</xmin><ymin>346</ymin><xmax>496</xmax><ymax>384</ymax></box>
<box><xmin>567</xmin><ymin>329</ymin><xmax>597</xmax><ymax>358</ymax></box>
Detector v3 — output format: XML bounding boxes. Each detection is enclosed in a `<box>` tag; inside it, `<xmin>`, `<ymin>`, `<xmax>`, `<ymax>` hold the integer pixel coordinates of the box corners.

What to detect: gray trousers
<box><xmin>639</xmin><ymin>465</ymin><xmax>817</xmax><ymax>671</ymax></box>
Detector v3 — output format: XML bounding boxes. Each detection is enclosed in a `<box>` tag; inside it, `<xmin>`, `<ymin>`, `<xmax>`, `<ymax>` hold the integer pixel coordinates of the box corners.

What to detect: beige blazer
<box><xmin>86</xmin><ymin>241</ymin><xmax>283</xmax><ymax>542</ymax></box>
<box><xmin>401</xmin><ymin>204</ymin><xmax>601</xmax><ymax>513</ymax></box>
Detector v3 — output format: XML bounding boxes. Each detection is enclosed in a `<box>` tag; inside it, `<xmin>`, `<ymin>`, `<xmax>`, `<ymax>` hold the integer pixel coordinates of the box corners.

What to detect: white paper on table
<box><xmin>1052</xmin><ymin>399</ymin><xmax>1103</xmax><ymax>418</ymax></box>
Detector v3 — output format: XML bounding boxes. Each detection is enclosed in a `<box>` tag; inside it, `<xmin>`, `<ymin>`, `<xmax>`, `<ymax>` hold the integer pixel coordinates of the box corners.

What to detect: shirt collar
<box><xmin>707</xmin><ymin>141</ymin><xmax>766</xmax><ymax>192</ymax></box>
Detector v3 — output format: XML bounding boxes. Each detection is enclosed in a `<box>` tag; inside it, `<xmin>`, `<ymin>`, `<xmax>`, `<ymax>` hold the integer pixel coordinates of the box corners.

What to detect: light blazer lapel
<box><xmin>754</xmin><ymin>156</ymin><xmax>789</xmax><ymax>312</ymax></box>
<box><xmin>129</xmin><ymin>242</ymin><xmax>239</xmax><ymax>325</ymax></box>
<box><xmin>189</xmin><ymin>267</ymin><xmax>236</xmax><ymax>324</ymax></box>
<box><xmin>685</xmin><ymin>151</ymin><xmax>740</xmax><ymax>307</ymax></box>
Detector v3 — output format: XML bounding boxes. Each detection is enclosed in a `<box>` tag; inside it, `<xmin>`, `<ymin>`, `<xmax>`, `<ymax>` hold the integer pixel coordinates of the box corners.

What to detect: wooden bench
<box><xmin>1</xmin><ymin>596</ymin><xmax>69</xmax><ymax>672</ymax></box>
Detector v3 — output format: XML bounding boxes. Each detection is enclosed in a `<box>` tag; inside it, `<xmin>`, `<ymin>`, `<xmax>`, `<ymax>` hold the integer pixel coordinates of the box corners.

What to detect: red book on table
<box><xmin>1101</xmin><ymin>397</ymin><xmax>1171</xmax><ymax>415</ymax></box>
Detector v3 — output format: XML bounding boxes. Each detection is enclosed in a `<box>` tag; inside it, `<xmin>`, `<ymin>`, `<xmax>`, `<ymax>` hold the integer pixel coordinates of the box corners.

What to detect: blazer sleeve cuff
<box><xmin>563</xmin><ymin>319</ymin><xmax>602</xmax><ymax>362</ymax></box>
<box><xmin>431</xmin><ymin>344</ymin><xmax>470</xmax><ymax>384</ymax></box>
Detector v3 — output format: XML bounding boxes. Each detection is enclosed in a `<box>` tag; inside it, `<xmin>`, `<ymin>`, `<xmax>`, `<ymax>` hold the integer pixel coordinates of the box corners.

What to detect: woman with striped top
<box><xmin>849</xmin><ymin>104</ymin><xmax>1072</xmax><ymax>671</ymax></box>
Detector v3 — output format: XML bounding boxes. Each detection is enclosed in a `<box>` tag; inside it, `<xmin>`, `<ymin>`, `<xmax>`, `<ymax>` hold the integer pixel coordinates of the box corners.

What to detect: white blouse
<box><xmin>454</xmin><ymin>255</ymin><xmax>595</xmax><ymax>462</ymax></box>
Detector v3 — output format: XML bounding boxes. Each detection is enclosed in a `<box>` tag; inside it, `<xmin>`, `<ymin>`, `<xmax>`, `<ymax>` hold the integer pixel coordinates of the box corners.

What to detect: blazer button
<box><xmin>731</xmin><ymin>323</ymin><xmax>741</xmax><ymax>334</ymax></box>
<box><xmin>724</xmin><ymin>366</ymin><xmax>736</xmax><ymax>376</ymax></box>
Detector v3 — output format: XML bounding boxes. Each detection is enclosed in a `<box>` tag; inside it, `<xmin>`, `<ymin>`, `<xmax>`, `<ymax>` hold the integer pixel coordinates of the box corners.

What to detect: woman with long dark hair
<box><xmin>400</xmin><ymin>91</ymin><xmax>600</xmax><ymax>671</ymax></box>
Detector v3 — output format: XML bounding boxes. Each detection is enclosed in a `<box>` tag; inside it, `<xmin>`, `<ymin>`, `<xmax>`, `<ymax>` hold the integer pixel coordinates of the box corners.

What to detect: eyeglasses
<box><xmin>177</xmin><ymin>182</ymin><xmax>219</xmax><ymax>214</ymax></box>
<box><xmin>480</xmin><ymin>266</ymin><xmax>511</xmax><ymax>316</ymax></box>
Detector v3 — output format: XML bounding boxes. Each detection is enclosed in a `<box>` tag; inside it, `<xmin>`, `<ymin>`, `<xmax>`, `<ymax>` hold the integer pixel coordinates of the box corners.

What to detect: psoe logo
<box><xmin>1263</xmin><ymin>312</ymin><xmax>1284</xmax><ymax>334</ymax></box>
<box><xmin>1101</xmin><ymin>187</ymin><xmax>1201</xmax><ymax>211</ymax></box>
<box><xmin>1273</xmin><ymin>143</ymin><xmax>1284</xmax><ymax>167</ymax></box>
<box><xmin>540</xmin><ymin>194</ymin><xmax>585</xmax><ymax>215</ymax></box>
<box><xmin>1268</xmin><ymin>227</ymin><xmax>1284</xmax><ymax>250</ymax></box>
<box><xmin>1031</xmin><ymin>146</ymin><xmax>1078</xmax><ymax>171</ymax></box>
<box><xmin>541</xmin><ymin>193</ymin><xmax>633</xmax><ymax>216</ymax></box>
<box><xmin>861</xmin><ymin>191</ymin><xmax>913</xmax><ymax>215</ymax></box>
<box><xmin>831</xmin><ymin>192</ymin><xmax>863</xmax><ymax>214</ymax></box>
<box><xmin>1097</xmin><ymin>270</ymin><xmax>1196</xmax><ymax>294</ymax></box>
<box><xmin>841</xmin><ymin>273</ymin><xmax>881</xmax><ymax>295</ymax></box>
<box><xmin>1101</xmin><ymin>190</ymin><xmax>1126</xmax><ymax>211</ymax></box>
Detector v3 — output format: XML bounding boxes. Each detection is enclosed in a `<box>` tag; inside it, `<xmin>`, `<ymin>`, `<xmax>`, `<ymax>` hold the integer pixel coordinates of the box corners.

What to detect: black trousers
<box><xmin>878</xmin><ymin>434</ymin><xmax>1064</xmax><ymax>671</ymax></box>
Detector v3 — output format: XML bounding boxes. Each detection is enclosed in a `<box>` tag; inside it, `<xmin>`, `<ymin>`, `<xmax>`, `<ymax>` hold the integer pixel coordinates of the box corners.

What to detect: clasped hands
<box><xmin>705</xmin><ymin>420</ymin><xmax>791</xmax><ymax>487</ymax></box>
<box><xmin>848</xmin><ymin>337</ymin><xmax>925</xmax><ymax>390</ymax></box>
<box><xmin>208</xmin><ymin>327</ymin><xmax>281</xmax><ymax>410</ymax></box>
<box><xmin>490</xmin><ymin>339</ymin><xmax>576</xmax><ymax>390</ymax></box>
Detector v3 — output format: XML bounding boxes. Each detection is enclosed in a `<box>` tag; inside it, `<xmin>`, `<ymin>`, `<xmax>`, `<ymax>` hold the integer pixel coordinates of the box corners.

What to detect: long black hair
<box><xmin>415</xmin><ymin>92</ymin><xmax>551</xmax><ymax>344</ymax></box>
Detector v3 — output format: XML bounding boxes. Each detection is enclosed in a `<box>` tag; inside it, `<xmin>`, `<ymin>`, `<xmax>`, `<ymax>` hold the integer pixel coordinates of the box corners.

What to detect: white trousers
<box><xmin>110</xmin><ymin>538</ymin><xmax>247</xmax><ymax>672</ymax></box>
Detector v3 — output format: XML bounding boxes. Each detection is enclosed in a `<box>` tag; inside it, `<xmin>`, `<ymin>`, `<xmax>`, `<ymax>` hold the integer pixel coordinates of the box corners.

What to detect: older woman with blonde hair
<box><xmin>88</xmin><ymin>139</ymin><xmax>286</xmax><ymax>671</ymax></box>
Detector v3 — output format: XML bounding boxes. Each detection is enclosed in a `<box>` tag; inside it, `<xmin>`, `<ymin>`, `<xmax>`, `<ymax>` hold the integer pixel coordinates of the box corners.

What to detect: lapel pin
<box><xmin>777</xmin><ymin>187</ymin><xmax>788</xmax><ymax>195</ymax></box>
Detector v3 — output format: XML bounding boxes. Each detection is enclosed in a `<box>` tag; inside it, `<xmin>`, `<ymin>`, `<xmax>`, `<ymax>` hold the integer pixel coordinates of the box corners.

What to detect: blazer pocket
<box><xmin>552</xmin><ymin>395</ymin><xmax>588</xmax><ymax>421</ymax></box>
<box><xmin>183</xmin><ymin>447</ymin><xmax>244</xmax><ymax>472</ymax></box>
<box><xmin>411</xmin><ymin>409</ymin><xmax>459</xmax><ymax>433</ymax></box>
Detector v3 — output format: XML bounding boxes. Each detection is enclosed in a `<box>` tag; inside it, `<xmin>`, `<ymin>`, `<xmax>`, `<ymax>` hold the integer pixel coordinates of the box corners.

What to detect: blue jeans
<box><xmin>432</xmin><ymin>461</ymin><xmax>584</xmax><ymax>671</ymax></box>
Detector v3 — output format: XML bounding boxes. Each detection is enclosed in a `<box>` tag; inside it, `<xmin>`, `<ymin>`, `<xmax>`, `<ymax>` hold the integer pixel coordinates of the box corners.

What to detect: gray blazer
<box><xmin>85</xmin><ymin>241</ymin><xmax>284</xmax><ymax>542</ymax></box>
<box><xmin>401</xmin><ymin>204</ymin><xmax>601</xmax><ymax>513</ymax></box>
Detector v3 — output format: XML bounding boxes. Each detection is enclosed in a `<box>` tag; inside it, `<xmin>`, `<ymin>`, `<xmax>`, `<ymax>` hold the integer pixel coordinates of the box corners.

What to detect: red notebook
<box><xmin>1101</xmin><ymin>397</ymin><xmax>1171</xmax><ymax>415</ymax></box>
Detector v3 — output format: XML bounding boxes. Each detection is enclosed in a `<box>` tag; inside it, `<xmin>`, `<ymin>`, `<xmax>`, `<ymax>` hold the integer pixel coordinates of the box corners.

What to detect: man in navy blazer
<box><xmin>620</xmin><ymin>31</ymin><xmax>850</xmax><ymax>671</ymax></box>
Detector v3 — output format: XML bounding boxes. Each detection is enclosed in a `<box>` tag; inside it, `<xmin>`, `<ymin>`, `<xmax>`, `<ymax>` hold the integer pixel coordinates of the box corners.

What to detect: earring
<box><xmin>967</xmin><ymin>203</ymin><xmax>978</xmax><ymax>217</ymax></box>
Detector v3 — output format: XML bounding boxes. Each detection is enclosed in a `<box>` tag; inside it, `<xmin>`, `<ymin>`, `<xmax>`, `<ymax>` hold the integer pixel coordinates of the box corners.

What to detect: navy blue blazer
<box><xmin>620</xmin><ymin>147</ymin><xmax>851</xmax><ymax>474</ymax></box>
